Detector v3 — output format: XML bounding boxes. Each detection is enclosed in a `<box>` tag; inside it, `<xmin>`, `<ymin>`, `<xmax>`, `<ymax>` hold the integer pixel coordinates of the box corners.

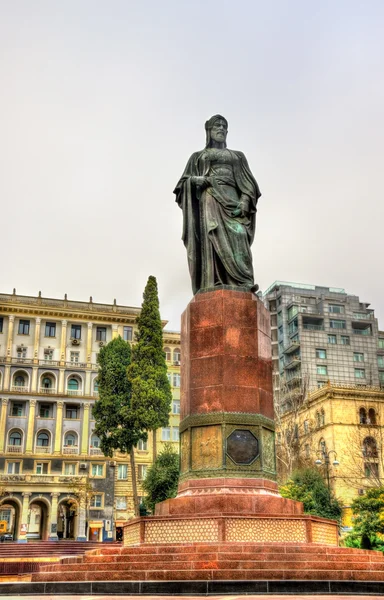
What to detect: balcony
<box><xmin>283</xmin><ymin>340</ymin><xmax>301</xmax><ymax>355</ymax></box>
<box><xmin>284</xmin><ymin>357</ymin><xmax>301</xmax><ymax>370</ymax></box>
<box><xmin>353</xmin><ymin>327</ymin><xmax>372</xmax><ymax>336</ymax></box>
<box><xmin>11</xmin><ymin>357</ymin><xmax>33</xmax><ymax>365</ymax></box>
<box><xmin>39</xmin><ymin>359</ymin><xmax>60</xmax><ymax>367</ymax></box>
<box><xmin>0</xmin><ymin>474</ymin><xmax>26</xmax><ymax>482</ymax></box>
<box><xmin>89</xmin><ymin>447</ymin><xmax>103</xmax><ymax>456</ymax></box>
<box><xmin>11</xmin><ymin>385</ymin><xmax>30</xmax><ymax>393</ymax></box>
<box><xmin>303</xmin><ymin>323</ymin><xmax>324</xmax><ymax>331</ymax></box>
<box><xmin>63</xmin><ymin>446</ymin><xmax>79</xmax><ymax>455</ymax></box>
<box><xmin>39</xmin><ymin>387</ymin><xmax>57</xmax><ymax>395</ymax></box>
<box><xmin>35</xmin><ymin>446</ymin><xmax>52</xmax><ymax>454</ymax></box>
<box><xmin>6</xmin><ymin>445</ymin><xmax>23</xmax><ymax>453</ymax></box>
<box><xmin>28</xmin><ymin>475</ymin><xmax>55</xmax><ymax>483</ymax></box>
<box><xmin>65</xmin><ymin>361</ymin><xmax>87</xmax><ymax>369</ymax></box>
<box><xmin>66</xmin><ymin>389</ymin><xmax>82</xmax><ymax>396</ymax></box>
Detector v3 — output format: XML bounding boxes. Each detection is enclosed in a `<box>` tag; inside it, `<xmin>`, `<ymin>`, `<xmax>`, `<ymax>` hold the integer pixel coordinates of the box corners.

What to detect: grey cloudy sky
<box><xmin>1</xmin><ymin>0</ymin><xmax>383</xmax><ymax>331</ymax></box>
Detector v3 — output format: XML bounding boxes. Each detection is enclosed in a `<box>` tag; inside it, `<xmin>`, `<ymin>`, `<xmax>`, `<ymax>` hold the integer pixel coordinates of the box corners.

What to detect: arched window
<box><xmin>359</xmin><ymin>408</ymin><xmax>367</xmax><ymax>424</ymax></box>
<box><xmin>67</xmin><ymin>378</ymin><xmax>79</xmax><ymax>391</ymax></box>
<box><xmin>316</xmin><ymin>412</ymin><xmax>321</xmax><ymax>428</ymax></box>
<box><xmin>173</xmin><ymin>348</ymin><xmax>181</xmax><ymax>364</ymax></box>
<box><xmin>368</xmin><ymin>408</ymin><xmax>377</xmax><ymax>425</ymax></box>
<box><xmin>14</xmin><ymin>375</ymin><xmax>25</xmax><ymax>387</ymax></box>
<box><xmin>319</xmin><ymin>438</ymin><xmax>326</xmax><ymax>456</ymax></box>
<box><xmin>64</xmin><ymin>432</ymin><xmax>77</xmax><ymax>447</ymax></box>
<box><xmin>42</xmin><ymin>376</ymin><xmax>53</xmax><ymax>389</ymax></box>
<box><xmin>93</xmin><ymin>379</ymin><xmax>99</xmax><ymax>393</ymax></box>
<box><xmin>90</xmin><ymin>434</ymin><xmax>100</xmax><ymax>448</ymax></box>
<box><xmin>363</xmin><ymin>437</ymin><xmax>378</xmax><ymax>458</ymax></box>
<box><xmin>9</xmin><ymin>430</ymin><xmax>22</xmax><ymax>446</ymax></box>
<box><xmin>36</xmin><ymin>432</ymin><xmax>50</xmax><ymax>447</ymax></box>
<box><xmin>320</xmin><ymin>410</ymin><xmax>325</xmax><ymax>427</ymax></box>
<box><xmin>164</xmin><ymin>347</ymin><xmax>171</xmax><ymax>362</ymax></box>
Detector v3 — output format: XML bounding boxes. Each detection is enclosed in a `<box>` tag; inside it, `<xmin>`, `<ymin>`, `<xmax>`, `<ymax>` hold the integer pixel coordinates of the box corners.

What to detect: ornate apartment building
<box><xmin>0</xmin><ymin>291</ymin><xmax>180</xmax><ymax>542</ymax></box>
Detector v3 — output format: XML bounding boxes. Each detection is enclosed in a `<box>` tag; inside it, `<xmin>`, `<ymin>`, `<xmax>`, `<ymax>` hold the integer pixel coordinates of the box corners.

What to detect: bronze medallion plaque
<box><xmin>226</xmin><ymin>429</ymin><xmax>259</xmax><ymax>465</ymax></box>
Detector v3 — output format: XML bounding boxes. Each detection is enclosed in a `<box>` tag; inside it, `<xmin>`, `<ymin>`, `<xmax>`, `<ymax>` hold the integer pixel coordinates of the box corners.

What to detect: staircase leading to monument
<box><xmin>32</xmin><ymin>542</ymin><xmax>384</xmax><ymax>582</ymax></box>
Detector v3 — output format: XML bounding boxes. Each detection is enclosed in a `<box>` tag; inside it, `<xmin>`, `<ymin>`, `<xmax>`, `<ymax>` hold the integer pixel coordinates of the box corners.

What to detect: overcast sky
<box><xmin>1</xmin><ymin>0</ymin><xmax>383</xmax><ymax>331</ymax></box>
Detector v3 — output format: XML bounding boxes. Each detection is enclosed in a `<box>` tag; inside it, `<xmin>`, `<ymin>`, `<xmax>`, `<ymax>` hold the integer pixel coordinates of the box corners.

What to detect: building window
<box><xmin>137</xmin><ymin>439</ymin><xmax>148</xmax><ymax>451</ymax></box>
<box><xmin>9</xmin><ymin>430</ymin><xmax>22</xmax><ymax>446</ymax></box>
<box><xmin>45</xmin><ymin>322</ymin><xmax>56</xmax><ymax>337</ymax></box>
<box><xmin>39</xmin><ymin>404</ymin><xmax>51</xmax><ymax>418</ymax></box>
<box><xmin>378</xmin><ymin>356</ymin><xmax>384</xmax><ymax>368</ymax></box>
<box><xmin>36</xmin><ymin>432</ymin><xmax>50</xmax><ymax>447</ymax></box>
<box><xmin>90</xmin><ymin>494</ymin><xmax>102</xmax><ymax>508</ymax></box>
<box><xmin>316</xmin><ymin>349</ymin><xmax>327</xmax><ymax>360</ymax></box>
<box><xmin>67</xmin><ymin>377</ymin><xmax>80</xmax><ymax>392</ymax></box>
<box><xmin>329</xmin><ymin>319</ymin><xmax>346</xmax><ymax>329</ymax></box>
<box><xmin>167</xmin><ymin>373</ymin><xmax>172</xmax><ymax>384</ymax></box>
<box><xmin>354</xmin><ymin>352</ymin><xmax>364</xmax><ymax>363</ymax></box>
<box><xmin>359</xmin><ymin>408</ymin><xmax>367</xmax><ymax>424</ymax></box>
<box><xmin>96</xmin><ymin>327</ymin><xmax>106</xmax><ymax>342</ymax></box>
<box><xmin>44</xmin><ymin>349</ymin><xmax>54</xmax><ymax>361</ymax></box>
<box><xmin>161</xmin><ymin>427</ymin><xmax>171</xmax><ymax>441</ymax></box>
<box><xmin>328</xmin><ymin>335</ymin><xmax>337</xmax><ymax>345</ymax></box>
<box><xmin>0</xmin><ymin>317</ymin><xmax>3</xmax><ymax>333</ymax></box>
<box><xmin>14</xmin><ymin>374</ymin><xmax>26</xmax><ymax>388</ymax></box>
<box><xmin>172</xmin><ymin>427</ymin><xmax>179</xmax><ymax>441</ymax></box>
<box><xmin>329</xmin><ymin>305</ymin><xmax>344</xmax><ymax>314</ymax></box>
<box><xmin>368</xmin><ymin>408</ymin><xmax>377</xmax><ymax>425</ymax></box>
<box><xmin>363</xmin><ymin>437</ymin><xmax>378</xmax><ymax>458</ymax></box>
<box><xmin>64</xmin><ymin>463</ymin><xmax>76</xmax><ymax>475</ymax></box>
<box><xmin>341</xmin><ymin>335</ymin><xmax>350</xmax><ymax>345</ymax></box>
<box><xmin>117</xmin><ymin>464</ymin><xmax>128</xmax><ymax>480</ymax></box>
<box><xmin>17</xmin><ymin>347</ymin><xmax>27</xmax><ymax>359</ymax></box>
<box><xmin>316</xmin><ymin>365</ymin><xmax>328</xmax><ymax>376</ymax></box>
<box><xmin>172</xmin><ymin>400</ymin><xmax>180</xmax><ymax>414</ymax></box>
<box><xmin>91</xmin><ymin>464</ymin><xmax>103</xmax><ymax>477</ymax></box>
<box><xmin>7</xmin><ymin>461</ymin><xmax>20</xmax><ymax>474</ymax></box>
<box><xmin>18</xmin><ymin>320</ymin><xmax>30</xmax><ymax>335</ymax></box>
<box><xmin>36</xmin><ymin>462</ymin><xmax>48</xmax><ymax>475</ymax></box>
<box><xmin>42</xmin><ymin>376</ymin><xmax>53</xmax><ymax>389</ymax></box>
<box><xmin>164</xmin><ymin>347</ymin><xmax>171</xmax><ymax>362</ymax></box>
<box><xmin>123</xmin><ymin>326</ymin><xmax>133</xmax><ymax>341</ymax></box>
<box><xmin>355</xmin><ymin>368</ymin><xmax>366</xmax><ymax>379</ymax></box>
<box><xmin>70</xmin><ymin>352</ymin><xmax>79</xmax><ymax>364</ymax></box>
<box><xmin>173</xmin><ymin>373</ymin><xmax>181</xmax><ymax>388</ymax></box>
<box><xmin>320</xmin><ymin>410</ymin><xmax>325</xmax><ymax>427</ymax></box>
<box><xmin>173</xmin><ymin>348</ymin><xmax>181</xmax><ymax>364</ymax></box>
<box><xmin>64</xmin><ymin>433</ymin><xmax>77</xmax><ymax>447</ymax></box>
<box><xmin>65</xmin><ymin>405</ymin><xmax>79</xmax><ymax>419</ymax></box>
<box><xmin>379</xmin><ymin>371</ymin><xmax>384</xmax><ymax>384</ymax></box>
<box><xmin>70</xmin><ymin>324</ymin><xmax>81</xmax><ymax>340</ymax></box>
<box><xmin>116</xmin><ymin>496</ymin><xmax>127</xmax><ymax>510</ymax></box>
<box><xmin>379</xmin><ymin>338</ymin><xmax>384</xmax><ymax>349</ymax></box>
<box><xmin>11</xmin><ymin>402</ymin><xmax>24</xmax><ymax>417</ymax></box>
<box><xmin>90</xmin><ymin>434</ymin><xmax>100</xmax><ymax>448</ymax></box>
<box><xmin>365</xmin><ymin>463</ymin><xmax>379</xmax><ymax>478</ymax></box>
<box><xmin>138</xmin><ymin>464</ymin><xmax>148</xmax><ymax>481</ymax></box>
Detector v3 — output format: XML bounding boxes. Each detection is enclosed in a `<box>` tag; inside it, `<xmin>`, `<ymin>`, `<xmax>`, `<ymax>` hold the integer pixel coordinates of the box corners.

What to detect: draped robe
<box><xmin>174</xmin><ymin>148</ymin><xmax>261</xmax><ymax>295</ymax></box>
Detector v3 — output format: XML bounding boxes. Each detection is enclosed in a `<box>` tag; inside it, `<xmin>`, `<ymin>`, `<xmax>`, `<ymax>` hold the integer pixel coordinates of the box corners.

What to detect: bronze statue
<box><xmin>174</xmin><ymin>115</ymin><xmax>261</xmax><ymax>295</ymax></box>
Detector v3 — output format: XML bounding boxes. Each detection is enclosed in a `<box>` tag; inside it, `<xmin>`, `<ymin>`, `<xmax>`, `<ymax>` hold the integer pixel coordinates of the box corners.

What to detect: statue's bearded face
<box><xmin>210</xmin><ymin>119</ymin><xmax>228</xmax><ymax>144</ymax></box>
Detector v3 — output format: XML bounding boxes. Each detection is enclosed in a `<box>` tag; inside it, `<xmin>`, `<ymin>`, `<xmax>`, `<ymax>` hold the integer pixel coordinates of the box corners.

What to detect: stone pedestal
<box><xmin>124</xmin><ymin>289</ymin><xmax>338</xmax><ymax>545</ymax></box>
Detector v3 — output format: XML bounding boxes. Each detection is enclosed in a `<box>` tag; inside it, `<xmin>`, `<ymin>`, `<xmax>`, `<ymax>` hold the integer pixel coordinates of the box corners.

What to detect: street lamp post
<box><xmin>315</xmin><ymin>449</ymin><xmax>339</xmax><ymax>491</ymax></box>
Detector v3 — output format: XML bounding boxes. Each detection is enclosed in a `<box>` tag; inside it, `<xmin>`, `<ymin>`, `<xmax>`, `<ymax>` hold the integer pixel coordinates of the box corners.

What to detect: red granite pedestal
<box><xmin>123</xmin><ymin>289</ymin><xmax>338</xmax><ymax>546</ymax></box>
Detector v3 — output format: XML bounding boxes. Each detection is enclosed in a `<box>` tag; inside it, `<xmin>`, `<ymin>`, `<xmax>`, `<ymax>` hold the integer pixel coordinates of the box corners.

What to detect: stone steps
<box><xmin>31</xmin><ymin>542</ymin><xmax>384</xmax><ymax>582</ymax></box>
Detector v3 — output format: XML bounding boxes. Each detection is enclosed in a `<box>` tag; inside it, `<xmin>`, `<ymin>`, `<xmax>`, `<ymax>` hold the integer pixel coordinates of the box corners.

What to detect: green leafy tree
<box><xmin>127</xmin><ymin>276</ymin><xmax>172</xmax><ymax>462</ymax></box>
<box><xmin>141</xmin><ymin>444</ymin><xmax>179</xmax><ymax>512</ymax></box>
<box><xmin>345</xmin><ymin>487</ymin><xmax>384</xmax><ymax>550</ymax></box>
<box><xmin>92</xmin><ymin>336</ymin><xmax>145</xmax><ymax>515</ymax></box>
<box><xmin>280</xmin><ymin>467</ymin><xmax>342</xmax><ymax>521</ymax></box>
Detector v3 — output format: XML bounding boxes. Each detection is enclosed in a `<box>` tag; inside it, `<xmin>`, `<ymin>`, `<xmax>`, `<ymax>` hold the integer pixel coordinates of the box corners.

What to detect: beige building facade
<box><xmin>0</xmin><ymin>291</ymin><xmax>180</xmax><ymax>542</ymax></box>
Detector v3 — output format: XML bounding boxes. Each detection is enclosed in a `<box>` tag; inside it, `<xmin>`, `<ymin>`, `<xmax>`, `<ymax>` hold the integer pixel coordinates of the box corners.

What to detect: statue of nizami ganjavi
<box><xmin>174</xmin><ymin>115</ymin><xmax>261</xmax><ymax>295</ymax></box>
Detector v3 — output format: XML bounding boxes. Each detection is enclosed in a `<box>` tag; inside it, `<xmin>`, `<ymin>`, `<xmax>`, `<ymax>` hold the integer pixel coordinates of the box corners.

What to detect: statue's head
<box><xmin>205</xmin><ymin>114</ymin><xmax>228</xmax><ymax>147</ymax></box>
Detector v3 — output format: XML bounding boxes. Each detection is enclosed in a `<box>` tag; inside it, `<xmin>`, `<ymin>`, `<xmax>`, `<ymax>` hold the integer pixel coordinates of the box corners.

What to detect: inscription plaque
<box><xmin>227</xmin><ymin>429</ymin><xmax>259</xmax><ymax>465</ymax></box>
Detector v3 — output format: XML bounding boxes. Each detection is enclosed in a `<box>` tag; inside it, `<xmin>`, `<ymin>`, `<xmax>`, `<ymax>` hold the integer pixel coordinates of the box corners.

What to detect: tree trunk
<box><xmin>130</xmin><ymin>448</ymin><xmax>139</xmax><ymax>516</ymax></box>
<box><xmin>152</xmin><ymin>428</ymin><xmax>157</xmax><ymax>463</ymax></box>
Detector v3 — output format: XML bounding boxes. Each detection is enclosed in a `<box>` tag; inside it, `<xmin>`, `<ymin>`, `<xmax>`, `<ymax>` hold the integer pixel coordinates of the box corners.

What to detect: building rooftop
<box><xmin>263</xmin><ymin>281</ymin><xmax>346</xmax><ymax>296</ymax></box>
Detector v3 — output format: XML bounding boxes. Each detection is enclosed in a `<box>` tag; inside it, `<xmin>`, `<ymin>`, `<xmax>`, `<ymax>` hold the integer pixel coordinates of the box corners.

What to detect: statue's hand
<box><xmin>191</xmin><ymin>176</ymin><xmax>208</xmax><ymax>188</ymax></box>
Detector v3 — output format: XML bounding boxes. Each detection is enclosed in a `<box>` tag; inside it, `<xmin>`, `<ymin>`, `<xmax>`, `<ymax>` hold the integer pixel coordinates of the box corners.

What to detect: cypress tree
<box><xmin>127</xmin><ymin>276</ymin><xmax>172</xmax><ymax>462</ymax></box>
